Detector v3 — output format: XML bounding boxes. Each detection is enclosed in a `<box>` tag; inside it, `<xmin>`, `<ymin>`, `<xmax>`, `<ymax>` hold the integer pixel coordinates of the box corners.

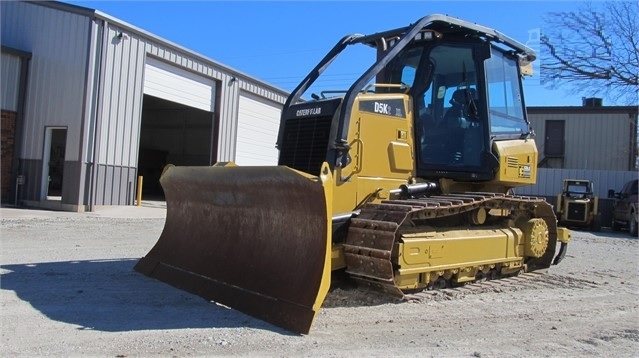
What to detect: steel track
<box><xmin>342</xmin><ymin>192</ymin><xmax>559</xmax><ymax>297</ymax></box>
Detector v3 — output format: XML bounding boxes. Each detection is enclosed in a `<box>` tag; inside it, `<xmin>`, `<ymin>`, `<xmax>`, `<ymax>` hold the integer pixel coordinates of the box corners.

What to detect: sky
<box><xmin>63</xmin><ymin>0</ymin><xmax>615</xmax><ymax>107</ymax></box>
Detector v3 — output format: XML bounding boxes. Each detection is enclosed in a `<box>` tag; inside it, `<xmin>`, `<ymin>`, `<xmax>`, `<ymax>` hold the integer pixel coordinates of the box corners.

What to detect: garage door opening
<box><xmin>138</xmin><ymin>94</ymin><xmax>216</xmax><ymax>199</ymax></box>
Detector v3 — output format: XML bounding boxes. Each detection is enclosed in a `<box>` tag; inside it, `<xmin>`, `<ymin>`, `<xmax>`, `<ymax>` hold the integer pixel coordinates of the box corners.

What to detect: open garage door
<box><xmin>140</xmin><ymin>57</ymin><xmax>217</xmax><ymax>198</ymax></box>
<box><xmin>144</xmin><ymin>57</ymin><xmax>216</xmax><ymax>112</ymax></box>
<box><xmin>234</xmin><ymin>93</ymin><xmax>282</xmax><ymax>166</ymax></box>
<box><xmin>138</xmin><ymin>95</ymin><xmax>215</xmax><ymax>198</ymax></box>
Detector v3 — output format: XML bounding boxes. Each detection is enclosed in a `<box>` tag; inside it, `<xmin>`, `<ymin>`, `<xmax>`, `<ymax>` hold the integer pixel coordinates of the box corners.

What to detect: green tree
<box><xmin>540</xmin><ymin>1</ymin><xmax>638</xmax><ymax>105</ymax></box>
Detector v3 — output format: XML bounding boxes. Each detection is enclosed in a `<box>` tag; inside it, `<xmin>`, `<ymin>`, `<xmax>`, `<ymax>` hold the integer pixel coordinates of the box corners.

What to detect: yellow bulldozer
<box><xmin>134</xmin><ymin>14</ymin><xmax>571</xmax><ymax>334</ymax></box>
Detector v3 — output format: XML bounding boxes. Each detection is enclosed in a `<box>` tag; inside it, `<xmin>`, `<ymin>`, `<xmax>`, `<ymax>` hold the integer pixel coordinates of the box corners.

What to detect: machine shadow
<box><xmin>0</xmin><ymin>259</ymin><xmax>290</xmax><ymax>334</ymax></box>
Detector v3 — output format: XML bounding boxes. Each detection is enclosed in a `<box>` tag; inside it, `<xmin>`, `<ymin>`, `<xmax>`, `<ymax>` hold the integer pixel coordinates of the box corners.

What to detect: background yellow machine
<box><xmin>556</xmin><ymin>179</ymin><xmax>601</xmax><ymax>231</ymax></box>
<box><xmin>135</xmin><ymin>14</ymin><xmax>570</xmax><ymax>334</ymax></box>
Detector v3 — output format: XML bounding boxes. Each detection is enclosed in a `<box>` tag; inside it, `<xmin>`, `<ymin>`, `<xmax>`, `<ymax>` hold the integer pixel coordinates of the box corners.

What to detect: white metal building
<box><xmin>527</xmin><ymin>103</ymin><xmax>638</xmax><ymax>171</ymax></box>
<box><xmin>518</xmin><ymin>102</ymin><xmax>637</xmax><ymax>226</ymax></box>
<box><xmin>1</xmin><ymin>1</ymin><xmax>288</xmax><ymax>211</ymax></box>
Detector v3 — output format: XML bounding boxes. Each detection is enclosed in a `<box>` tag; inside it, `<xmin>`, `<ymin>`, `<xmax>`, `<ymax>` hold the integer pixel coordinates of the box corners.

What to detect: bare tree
<box><xmin>540</xmin><ymin>1</ymin><xmax>638</xmax><ymax>105</ymax></box>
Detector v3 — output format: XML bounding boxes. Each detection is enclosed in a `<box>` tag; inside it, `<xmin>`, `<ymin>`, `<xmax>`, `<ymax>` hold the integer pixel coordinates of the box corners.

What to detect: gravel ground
<box><xmin>1</xmin><ymin>206</ymin><xmax>638</xmax><ymax>357</ymax></box>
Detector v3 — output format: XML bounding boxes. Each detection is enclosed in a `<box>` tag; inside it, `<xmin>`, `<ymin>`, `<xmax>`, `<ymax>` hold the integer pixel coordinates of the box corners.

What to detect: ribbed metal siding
<box><xmin>528</xmin><ymin>111</ymin><xmax>632</xmax><ymax>171</ymax></box>
<box><xmin>97</xmin><ymin>23</ymin><xmax>145</xmax><ymax>168</ymax></box>
<box><xmin>0</xmin><ymin>53</ymin><xmax>21</xmax><ymax>111</ymax></box>
<box><xmin>3</xmin><ymin>1</ymin><xmax>290</xmax><ymax>206</ymax></box>
<box><xmin>514</xmin><ymin>168</ymin><xmax>638</xmax><ymax>198</ymax></box>
<box><xmin>0</xmin><ymin>1</ymin><xmax>90</xmax><ymax>161</ymax></box>
<box><xmin>144</xmin><ymin>42</ymin><xmax>232</xmax><ymax>162</ymax></box>
<box><xmin>218</xmin><ymin>77</ymin><xmax>239</xmax><ymax>161</ymax></box>
<box><xmin>94</xmin><ymin>22</ymin><xmax>287</xmax><ymax>203</ymax></box>
<box><xmin>89</xmin><ymin>22</ymin><xmax>142</xmax><ymax>205</ymax></box>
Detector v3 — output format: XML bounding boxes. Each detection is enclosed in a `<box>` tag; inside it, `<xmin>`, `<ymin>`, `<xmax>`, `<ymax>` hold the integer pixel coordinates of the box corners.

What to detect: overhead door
<box><xmin>144</xmin><ymin>57</ymin><xmax>216</xmax><ymax>112</ymax></box>
<box><xmin>235</xmin><ymin>93</ymin><xmax>282</xmax><ymax>165</ymax></box>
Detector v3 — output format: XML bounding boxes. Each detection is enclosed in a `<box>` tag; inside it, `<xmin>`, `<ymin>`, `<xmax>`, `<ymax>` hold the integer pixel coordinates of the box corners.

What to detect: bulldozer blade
<box><xmin>134</xmin><ymin>163</ymin><xmax>334</xmax><ymax>334</ymax></box>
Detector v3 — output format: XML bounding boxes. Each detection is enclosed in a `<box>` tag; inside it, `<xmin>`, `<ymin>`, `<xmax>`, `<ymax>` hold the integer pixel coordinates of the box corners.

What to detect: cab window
<box><xmin>485</xmin><ymin>48</ymin><xmax>529</xmax><ymax>135</ymax></box>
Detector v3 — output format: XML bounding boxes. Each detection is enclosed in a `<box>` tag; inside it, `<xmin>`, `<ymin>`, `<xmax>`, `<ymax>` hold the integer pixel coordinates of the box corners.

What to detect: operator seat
<box><xmin>443</xmin><ymin>88</ymin><xmax>483</xmax><ymax>165</ymax></box>
<box><xmin>443</xmin><ymin>88</ymin><xmax>477</xmax><ymax>125</ymax></box>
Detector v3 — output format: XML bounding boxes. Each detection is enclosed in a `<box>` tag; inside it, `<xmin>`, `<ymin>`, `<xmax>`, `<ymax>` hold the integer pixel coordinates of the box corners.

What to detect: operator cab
<box><xmin>381</xmin><ymin>37</ymin><xmax>532</xmax><ymax>181</ymax></box>
<box><xmin>564</xmin><ymin>180</ymin><xmax>594</xmax><ymax>199</ymax></box>
<box><xmin>279</xmin><ymin>15</ymin><xmax>535</xmax><ymax>183</ymax></box>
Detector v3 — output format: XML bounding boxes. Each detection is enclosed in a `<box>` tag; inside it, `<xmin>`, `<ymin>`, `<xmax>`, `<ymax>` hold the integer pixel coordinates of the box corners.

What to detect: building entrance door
<box><xmin>42</xmin><ymin>127</ymin><xmax>67</xmax><ymax>200</ymax></box>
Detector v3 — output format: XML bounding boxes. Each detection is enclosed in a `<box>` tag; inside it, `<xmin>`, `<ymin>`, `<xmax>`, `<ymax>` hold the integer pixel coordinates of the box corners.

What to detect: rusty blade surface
<box><xmin>134</xmin><ymin>165</ymin><xmax>331</xmax><ymax>334</ymax></box>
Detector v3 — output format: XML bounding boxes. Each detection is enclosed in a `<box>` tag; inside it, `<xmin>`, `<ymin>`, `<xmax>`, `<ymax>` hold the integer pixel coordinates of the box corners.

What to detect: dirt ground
<box><xmin>1</xmin><ymin>207</ymin><xmax>638</xmax><ymax>357</ymax></box>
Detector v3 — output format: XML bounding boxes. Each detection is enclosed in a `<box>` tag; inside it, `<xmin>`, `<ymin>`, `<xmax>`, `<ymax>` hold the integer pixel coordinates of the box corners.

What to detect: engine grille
<box><xmin>567</xmin><ymin>202</ymin><xmax>587</xmax><ymax>221</ymax></box>
<box><xmin>278</xmin><ymin>116</ymin><xmax>332</xmax><ymax>175</ymax></box>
